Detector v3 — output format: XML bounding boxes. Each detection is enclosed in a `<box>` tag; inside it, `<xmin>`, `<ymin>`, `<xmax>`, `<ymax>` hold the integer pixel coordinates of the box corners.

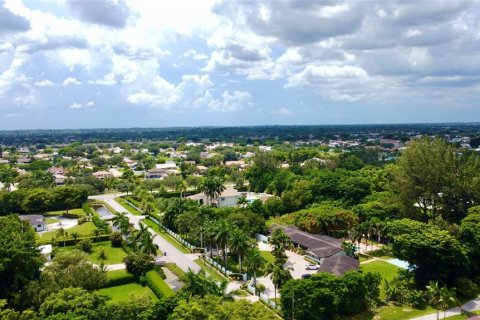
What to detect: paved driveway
<box><xmin>89</xmin><ymin>194</ymin><xmax>200</xmax><ymax>273</ymax></box>
<box><xmin>256</xmin><ymin>241</ymin><xmax>317</xmax><ymax>298</ymax></box>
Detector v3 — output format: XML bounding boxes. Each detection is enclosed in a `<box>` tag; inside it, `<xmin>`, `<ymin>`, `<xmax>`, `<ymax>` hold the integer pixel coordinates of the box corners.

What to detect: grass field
<box><xmin>146</xmin><ymin>270</ymin><xmax>175</xmax><ymax>297</ymax></box>
<box><xmin>98</xmin><ymin>283</ymin><xmax>158</xmax><ymax>304</ymax></box>
<box><xmin>37</xmin><ymin>221</ymin><xmax>97</xmax><ymax>241</ymax></box>
<box><xmin>195</xmin><ymin>259</ymin><xmax>228</xmax><ymax>283</ymax></box>
<box><xmin>116</xmin><ymin>198</ymin><xmax>142</xmax><ymax>216</ymax></box>
<box><xmin>360</xmin><ymin>260</ymin><xmax>401</xmax><ymax>299</ymax></box>
<box><xmin>143</xmin><ymin>218</ymin><xmax>190</xmax><ymax>254</ymax></box>
<box><xmin>258</xmin><ymin>251</ymin><xmax>275</xmax><ymax>276</ymax></box>
<box><xmin>44</xmin><ymin>208</ymin><xmax>86</xmax><ymax>217</ymax></box>
<box><xmin>165</xmin><ymin>262</ymin><xmax>186</xmax><ymax>279</ymax></box>
<box><xmin>56</xmin><ymin>241</ymin><xmax>127</xmax><ymax>265</ymax></box>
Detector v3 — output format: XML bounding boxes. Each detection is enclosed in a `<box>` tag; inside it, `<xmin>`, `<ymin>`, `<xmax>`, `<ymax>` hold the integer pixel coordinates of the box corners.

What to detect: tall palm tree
<box><xmin>213</xmin><ymin>220</ymin><xmax>231</xmax><ymax>266</ymax></box>
<box><xmin>244</xmin><ymin>248</ymin><xmax>266</xmax><ymax>295</ymax></box>
<box><xmin>71</xmin><ymin>232</ymin><xmax>80</xmax><ymax>244</ymax></box>
<box><xmin>175</xmin><ymin>179</ymin><xmax>188</xmax><ymax>198</ymax></box>
<box><xmin>56</xmin><ymin>227</ymin><xmax>67</xmax><ymax>247</ymax></box>
<box><xmin>269</xmin><ymin>228</ymin><xmax>291</xmax><ymax>263</ymax></box>
<box><xmin>112</xmin><ymin>212</ymin><xmax>132</xmax><ymax>237</ymax></box>
<box><xmin>203</xmin><ymin>220</ymin><xmax>217</xmax><ymax>258</ymax></box>
<box><xmin>267</xmin><ymin>262</ymin><xmax>293</xmax><ymax>302</ymax></box>
<box><xmin>426</xmin><ymin>281</ymin><xmax>458</xmax><ymax>320</ymax></box>
<box><xmin>92</xmin><ymin>228</ymin><xmax>101</xmax><ymax>242</ymax></box>
<box><xmin>180</xmin><ymin>269</ymin><xmax>232</xmax><ymax>300</ymax></box>
<box><xmin>139</xmin><ymin>231</ymin><xmax>159</xmax><ymax>256</ymax></box>
<box><xmin>228</xmin><ymin>228</ymin><xmax>253</xmax><ymax>273</ymax></box>
<box><xmin>199</xmin><ymin>177</ymin><xmax>226</xmax><ymax>206</ymax></box>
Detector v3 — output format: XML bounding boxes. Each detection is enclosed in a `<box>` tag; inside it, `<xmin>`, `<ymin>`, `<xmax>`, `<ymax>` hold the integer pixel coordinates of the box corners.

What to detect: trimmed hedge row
<box><xmin>145</xmin><ymin>270</ymin><xmax>174</xmax><ymax>298</ymax></box>
<box><xmin>38</xmin><ymin>234</ymin><xmax>111</xmax><ymax>246</ymax></box>
<box><xmin>104</xmin><ymin>269</ymin><xmax>136</xmax><ymax>288</ymax></box>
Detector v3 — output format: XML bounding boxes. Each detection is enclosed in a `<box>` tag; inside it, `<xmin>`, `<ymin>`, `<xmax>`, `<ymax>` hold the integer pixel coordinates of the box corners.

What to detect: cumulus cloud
<box><xmin>127</xmin><ymin>74</ymin><xmax>251</xmax><ymax>112</ymax></box>
<box><xmin>0</xmin><ymin>2</ymin><xmax>30</xmax><ymax>34</ymax></box>
<box><xmin>67</xmin><ymin>0</ymin><xmax>130</xmax><ymax>28</ymax></box>
<box><xmin>62</xmin><ymin>77</ymin><xmax>82</xmax><ymax>85</ymax></box>
<box><xmin>271</xmin><ymin>107</ymin><xmax>291</xmax><ymax>115</ymax></box>
<box><xmin>68</xmin><ymin>101</ymin><xmax>93</xmax><ymax>109</ymax></box>
<box><xmin>34</xmin><ymin>79</ymin><xmax>54</xmax><ymax>87</ymax></box>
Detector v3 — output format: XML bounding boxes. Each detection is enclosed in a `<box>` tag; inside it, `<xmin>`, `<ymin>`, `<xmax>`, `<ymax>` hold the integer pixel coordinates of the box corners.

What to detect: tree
<box><xmin>0</xmin><ymin>165</ymin><xmax>18</xmax><ymax>191</ymax></box>
<box><xmin>0</xmin><ymin>215</ymin><xmax>43</xmax><ymax>300</ymax></box>
<box><xmin>112</xmin><ymin>212</ymin><xmax>132</xmax><ymax>237</ymax></box>
<box><xmin>267</xmin><ymin>262</ymin><xmax>292</xmax><ymax>302</ymax></box>
<box><xmin>198</xmin><ymin>176</ymin><xmax>226</xmax><ymax>206</ymax></box>
<box><xmin>213</xmin><ymin>219</ymin><xmax>231</xmax><ymax>266</ymax></box>
<box><xmin>426</xmin><ymin>281</ymin><xmax>458</xmax><ymax>320</ymax></box>
<box><xmin>138</xmin><ymin>230</ymin><xmax>159</xmax><ymax>257</ymax></box>
<box><xmin>71</xmin><ymin>232</ymin><xmax>80</xmax><ymax>244</ymax></box>
<box><xmin>38</xmin><ymin>287</ymin><xmax>106</xmax><ymax>318</ymax></box>
<box><xmin>56</xmin><ymin>227</ymin><xmax>68</xmax><ymax>247</ymax></box>
<box><xmin>179</xmin><ymin>270</ymin><xmax>231</xmax><ymax>300</ymax></box>
<box><xmin>236</xmin><ymin>196</ymin><xmax>248</xmax><ymax>208</ymax></box>
<box><xmin>228</xmin><ymin>228</ymin><xmax>253</xmax><ymax>273</ymax></box>
<box><xmin>394</xmin><ymin>137</ymin><xmax>457</xmax><ymax>220</ymax></box>
<box><xmin>244</xmin><ymin>248</ymin><xmax>266</xmax><ymax>295</ymax></box>
<box><xmin>269</xmin><ymin>228</ymin><xmax>290</xmax><ymax>263</ymax></box>
<box><xmin>123</xmin><ymin>252</ymin><xmax>154</xmax><ymax>277</ymax></box>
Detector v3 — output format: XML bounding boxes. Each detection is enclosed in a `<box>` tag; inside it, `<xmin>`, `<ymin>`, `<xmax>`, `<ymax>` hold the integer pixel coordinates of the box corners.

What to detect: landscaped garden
<box><xmin>37</xmin><ymin>221</ymin><xmax>98</xmax><ymax>242</ymax></box>
<box><xmin>360</xmin><ymin>259</ymin><xmax>402</xmax><ymax>299</ymax></box>
<box><xmin>99</xmin><ymin>283</ymin><xmax>158</xmax><ymax>304</ymax></box>
<box><xmin>56</xmin><ymin>241</ymin><xmax>127</xmax><ymax>265</ymax></box>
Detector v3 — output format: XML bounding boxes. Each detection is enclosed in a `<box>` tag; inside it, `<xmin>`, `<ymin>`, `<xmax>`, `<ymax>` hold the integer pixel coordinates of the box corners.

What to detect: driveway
<box><xmin>256</xmin><ymin>241</ymin><xmax>317</xmax><ymax>298</ymax></box>
<box><xmin>89</xmin><ymin>194</ymin><xmax>200</xmax><ymax>273</ymax></box>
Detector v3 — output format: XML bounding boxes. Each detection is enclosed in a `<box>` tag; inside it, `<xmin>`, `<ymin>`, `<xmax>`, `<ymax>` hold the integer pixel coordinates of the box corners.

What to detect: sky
<box><xmin>1</xmin><ymin>0</ymin><xmax>480</xmax><ymax>129</ymax></box>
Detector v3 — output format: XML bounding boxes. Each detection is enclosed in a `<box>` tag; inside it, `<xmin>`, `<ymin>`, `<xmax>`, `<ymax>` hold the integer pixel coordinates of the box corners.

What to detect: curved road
<box><xmin>89</xmin><ymin>193</ymin><xmax>200</xmax><ymax>273</ymax></box>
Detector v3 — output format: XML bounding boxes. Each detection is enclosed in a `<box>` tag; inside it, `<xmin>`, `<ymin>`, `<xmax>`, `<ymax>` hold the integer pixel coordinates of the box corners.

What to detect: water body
<box><xmin>387</xmin><ymin>258</ymin><xmax>410</xmax><ymax>269</ymax></box>
<box><xmin>93</xmin><ymin>205</ymin><xmax>113</xmax><ymax>219</ymax></box>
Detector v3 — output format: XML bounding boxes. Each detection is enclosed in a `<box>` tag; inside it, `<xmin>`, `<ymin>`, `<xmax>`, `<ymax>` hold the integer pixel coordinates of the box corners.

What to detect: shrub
<box><xmin>110</xmin><ymin>232</ymin><xmax>123</xmax><ymax>247</ymax></box>
<box><xmin>77</xmin><ymin>239</ymin><xmax>93</xmax><ymax>253</ymax></box>
<box><xmin>104</xmin><ymin>270</ymin><xmax>136</xmax><ymax>287</ymax></box>
<box><xmin>145</xmin><ymin>270</ymin><xmax>174</xmax><ymax>298</ymax></box>
<box><xmin>153</xmin><ymin>266</ymin><xmax>166</xmax><ymax>279</ymax></box>
<box><xmin>456</xmin><ymin>277</ymin><xmax>478</xmax><ymax>299</ymax></box>
<box><xmin>123</xmin><ymin>252</ymin><xmax>154</xmax><ymax>277</ymax></box>
<box><xmin>77</xmin><ymin>217</ymin><xmax>87</xmax><ymax>225</ymax></box>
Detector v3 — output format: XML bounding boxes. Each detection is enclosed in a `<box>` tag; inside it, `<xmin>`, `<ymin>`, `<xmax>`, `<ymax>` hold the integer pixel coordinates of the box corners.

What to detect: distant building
<box><xmin>188</xmin><ymin>187</ymin><xmax>243</xmax><ymax>207</ymax></box>
<box><xmin>17</xmin><ymin>157</ymin><xmax>31</xmax><ymax>164</ymax></box>
<box><xmin>19</xmin><ymin>215</ymin><xmax>45</xmax><ymax>232</ymax></box>
<box><xmin>49</xmin><ymin>166</ymin><xmax>64</xmax><ymax>175</ymax></box>
<box><xmin>145</xmin><ymin>168</ymin><xmax>168</xmax><ymax>179</ymax></box>
<box><xmin>92</xmin><ymin>170</ymin><xmax>112</xmax><ymax>179</ymax></box>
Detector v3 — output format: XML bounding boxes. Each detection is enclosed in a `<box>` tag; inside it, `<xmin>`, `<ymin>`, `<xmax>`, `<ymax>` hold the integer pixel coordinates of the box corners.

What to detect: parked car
<box><xmin>301</xmin><ymin>274</ymin><xmax>312</xmax><ymax>279</ymax></box>
<box><xmin>305</xmin><ymin>263</ymin><xmax>320</xmax><ymax>270</ymax></box>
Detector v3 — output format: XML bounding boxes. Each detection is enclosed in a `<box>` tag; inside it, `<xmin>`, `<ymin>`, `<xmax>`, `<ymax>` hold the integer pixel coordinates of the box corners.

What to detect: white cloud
<box><xmin>34</xmin><ymin>79</ymin><xmax>54</xmax><ymax>86</ymax></box>
<box><xmin>271</xmin><ymin>107</ymin><xmax>291</xmax><ymax>115</ymax></box>
<box><xmin>68</xmin><ymin>101</ymin><xmax>93</xmax><ymax>109</ymax></box>
<box><xmin>62</xmin><ymin>77</ymin><xmax>82</xmax><ymax>85</ymax></box>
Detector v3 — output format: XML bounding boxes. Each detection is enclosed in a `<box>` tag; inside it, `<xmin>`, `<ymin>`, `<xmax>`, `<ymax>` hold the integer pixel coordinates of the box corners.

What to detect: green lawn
<box><xmin>45</xmin><ymin>217</ymin><xmax>59</xmax><ymax>224</ymax></box>
<box><xmin>194</xmin><ymin>259</ymin><xmax>228</xmax><ymax>283</ymax></box>
<box><xmin>44</xmin><ymin>208</ymin><xmax>86</xmax><ymax>217</ymax></box>
<box><xmin>98</xmin><ymin>283</ymin><xmax>158</xmax><ymax>304</ymax></box>
<box><xmin>143</xmin><ymin>218</ymin><xmax>189</xmax><ymax>254</ymax></box>
<box><xmin>258</xmin><ymin>251</ymin><xmax>275</xmax><ymax>276</ymax></box>
<box><xmin>345</xmin><ymin>305</ymin><xmax>436</xmax><ymax>320</ymax></box>
<box><xmin>165</xmin><ymin>263</ymin><xmax>186</xmax><ymax>279</ymax></box>
<box><xmin>146</xmin><ymin>270</ymin><xmax>175</xmax><ymax>297</ymax></box>
<box><xmin>116</xmin><ymin>198</ymin><xmax>142</xmax><ymax>216</ymax></box>
<box><xmin>56</xmin><ymin>241</ymin><xmax>127</xmax><ymax>265</ymax></box>
<box><xmin>37</xmin><ymin>221</ymin><xmax>98</xmax><ymax>242</ymax></box>
<box><xmin>360</xmin><ymin>260</ymin><xmax>401</xmax><ymax>299</ymax></box>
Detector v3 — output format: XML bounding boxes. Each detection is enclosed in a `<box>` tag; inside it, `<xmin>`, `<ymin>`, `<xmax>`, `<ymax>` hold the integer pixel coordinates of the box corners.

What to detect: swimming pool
<box><xmin>387</xmin><ymin>258</ymin><xmax>410</xmax><ymax>269</ymax></box>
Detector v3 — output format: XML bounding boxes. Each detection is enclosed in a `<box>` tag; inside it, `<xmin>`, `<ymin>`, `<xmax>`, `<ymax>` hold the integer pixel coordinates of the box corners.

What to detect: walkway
<box><xmin>411</xmin><ymin>297</ymin><xmax>480</xmax><ymax>320</ymax></box>
<box><xmin>88</xmin><ymin>194</ymin><xmax>200</xmax><ymax>273</ymax></box>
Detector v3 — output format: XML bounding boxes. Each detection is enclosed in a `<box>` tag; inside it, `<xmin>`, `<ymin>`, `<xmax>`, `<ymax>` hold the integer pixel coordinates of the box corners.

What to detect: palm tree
<box><xmin>244</xmin><ymin>248</ymin><xmax>266</xmax><ymax>295</ymax></box>
<box><xmin>139</xmin><ymin>231</ymin><xmax>159</xmax><ymax>256</ymax></box>
<box><xmin>175</xmin><ymin>179</ymin><xmax>188</xmax><ymax>198</ymax></box>
<box><xmin>213</xmin><ymin>220</ymin><xmax>231</xmax><ymax>267</ymax></box>
<box><xmin>236</xmin><ymin>196</ymin><xmax>248</xmax><ymax>208</ymax></box>
<box><xmin>228</xmin><ymin>228</ymin><xmax>253</xmax><ymax>273</ymax></box>
<box><xmin>56</xmin><ymin>227</ymin><xmax>67</xmax><ymax>247</ymax></box>
<box><xmin>180</xmin><ymin>269</ymin><xmax>233</xmax><ymax>300</ymax></box>
<box><xmin>199</xmin><ymin>177</ymin><xmax>226</xmax><ymax>206</ymax></box>
<box><xmin>268</xmin><ymin>262</ymin><xmax>293</xmax><ymax>302</ymax></box>
<box><xmin>71</xmin><ymin>232</ymin><xmax>80</xmax><ymax>244</ymax></box>
<box><xmin>269</xmin><ymin>228</ymin><xmax>291</xmax><ymax>263</ymax></box>
<box><xmin>92</xmin><ymin>228</ymin><xmax>101</xmax><ymax>242</ymax></box>
<box><xmin>426</xmin><ymin>281</ymin><xmax>458</xmax><ymax>320</ymax></box>
<box><xmin>112</xmin><ymin>212</ymin><xmax>132</xmax><ymax>237</ymax></box>
<box><xmin>203</xmin><ymin>220</ymin><xmax>217</xmax><ymax>258</ymax></box>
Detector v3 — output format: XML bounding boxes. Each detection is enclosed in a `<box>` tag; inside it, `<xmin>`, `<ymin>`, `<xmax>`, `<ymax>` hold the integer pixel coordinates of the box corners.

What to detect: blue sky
<box><xmin>1</xmin><ymin>0</ymin><xmax>480</xmax><ymax>129</ymax></box>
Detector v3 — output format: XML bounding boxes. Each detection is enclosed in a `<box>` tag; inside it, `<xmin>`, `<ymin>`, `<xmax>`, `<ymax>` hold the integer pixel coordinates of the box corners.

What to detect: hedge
<box><xmin>37</xmin><ymin>234</ymin><xmax>111</xmax><ymax>246</ymax></box>
<box><xmin>152</xmin><ymin>191</ymin><xmax>197</xmax><ymax>199</ymax></box>
<box><xmin>145</xmin><ymin>270</ymin><xmax>174</xmax><ymax>298</ymax></box>
<box><xmin>104</xmin><ymin>269</ymin><xmax>136</xmax><ymax>288</ymax></box>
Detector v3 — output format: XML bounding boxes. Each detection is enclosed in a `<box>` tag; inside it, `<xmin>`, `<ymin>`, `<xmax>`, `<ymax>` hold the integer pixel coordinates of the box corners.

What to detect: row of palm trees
<box><xmin>112</xmin><ymin>212</ymin><xmax>159</xmax><ymax>256</ymax></box>
<box><xmin>349</xmin><ymin>218</ymin><xmax>390</xmax><ymax>252</ymax></box>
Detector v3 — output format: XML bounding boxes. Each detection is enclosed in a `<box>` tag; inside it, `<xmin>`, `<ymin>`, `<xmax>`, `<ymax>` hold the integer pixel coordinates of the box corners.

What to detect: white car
<box><xmin>305</xmin><ymin>263</ymin><xmax>320</xmax><ymax>270</ymax></box>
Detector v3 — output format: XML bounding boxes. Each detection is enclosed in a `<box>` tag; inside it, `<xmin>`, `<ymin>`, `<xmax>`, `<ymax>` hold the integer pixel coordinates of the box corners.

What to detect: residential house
<box><xmin>92</xmin><ymin>170</ymin><xmax>113</xmax><ymax>179</ymax></box>
<box><xmin>17</xmin><ymin>157</ymin><xmax>31</xmax><ymax>164</ymax></box>
<box><xmin>19</xmin><ymin>215</ymin><xmax>46</xmax><ymax>232</ymax></box>
<box><xmin>49</xmin><ymin>166</ymin><xmax>64</xmax><ymax>175</ymax></box>
<box><xmin>188</xmin><ymin>186</ymin><xmax>243</xmax><ymax>207</ymax></box>
<box><xmin>145</xmin><ymin>168</ymin><xmax>169</xmax><ymax>179</ymax></box>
